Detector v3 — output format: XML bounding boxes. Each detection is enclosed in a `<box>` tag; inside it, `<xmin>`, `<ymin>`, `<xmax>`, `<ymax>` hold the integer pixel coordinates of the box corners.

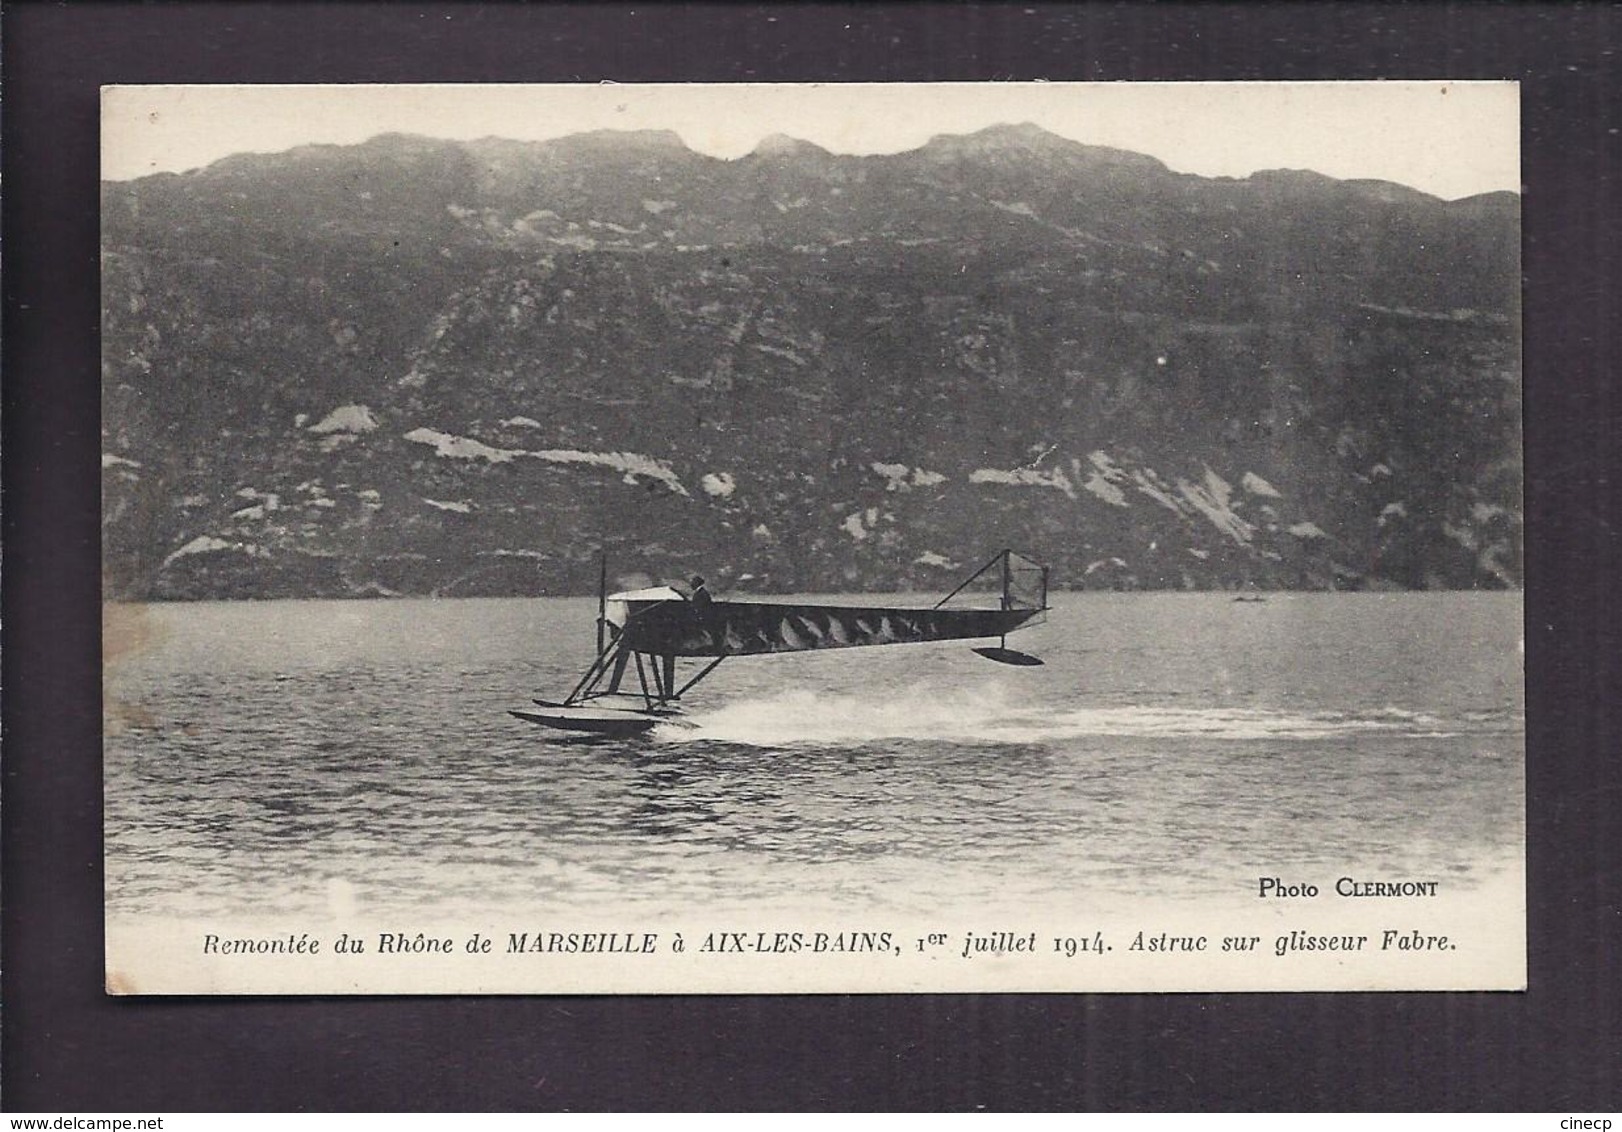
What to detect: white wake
<box><xmin>658</xmin><ymin>686</ymin><xmax>1459</xmax><ymax>747</ymax></box>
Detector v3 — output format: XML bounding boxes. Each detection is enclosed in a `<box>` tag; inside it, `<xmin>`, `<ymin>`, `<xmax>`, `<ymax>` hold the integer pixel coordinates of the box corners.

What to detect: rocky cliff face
<box><xmin>101</xmin><ymin>125</ymin><xmax>1520</xmax><ymax>599</ymax></box>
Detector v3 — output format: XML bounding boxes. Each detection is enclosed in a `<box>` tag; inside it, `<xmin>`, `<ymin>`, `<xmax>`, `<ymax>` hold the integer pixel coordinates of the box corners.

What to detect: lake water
<box><xmin>105</xmin><ymin>591</ymin><xmax>1524</xmax><ymax>934</ymax></box>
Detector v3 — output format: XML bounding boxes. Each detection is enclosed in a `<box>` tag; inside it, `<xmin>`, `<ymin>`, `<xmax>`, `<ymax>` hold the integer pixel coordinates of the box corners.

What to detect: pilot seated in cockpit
<box><xmin>685</xmin><ymin>575</ymin><xmax>713</xmax><ymax>613</ymax></box>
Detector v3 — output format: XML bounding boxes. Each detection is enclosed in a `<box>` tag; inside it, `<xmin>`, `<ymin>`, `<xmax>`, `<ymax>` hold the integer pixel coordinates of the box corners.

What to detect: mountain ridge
<box><xmin>101</xmin><ymin>126</ymin><xmax>1522</xmax><ymax>600</ymax></box>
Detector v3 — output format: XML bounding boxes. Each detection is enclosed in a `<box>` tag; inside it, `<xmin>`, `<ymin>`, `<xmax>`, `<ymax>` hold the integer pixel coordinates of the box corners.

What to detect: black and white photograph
<box><xmin>100</xmin><ymin>81</ymin><xmax>1524</xmax><ymax>994</ymax></box>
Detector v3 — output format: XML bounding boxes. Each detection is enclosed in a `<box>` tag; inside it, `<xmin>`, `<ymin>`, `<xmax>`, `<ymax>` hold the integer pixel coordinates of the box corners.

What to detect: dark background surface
<box><xmin>3</xmin><ymin>1</ymin><xmax>1616</xmax><ymax>1112</ymax></box>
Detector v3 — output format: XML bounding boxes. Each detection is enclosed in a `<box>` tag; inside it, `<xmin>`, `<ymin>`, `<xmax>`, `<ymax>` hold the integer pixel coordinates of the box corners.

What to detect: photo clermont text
<box><xmin>1256</xmin><ymin>877</ymin><xmax>1441</xmax><ymax>899</ymax></box>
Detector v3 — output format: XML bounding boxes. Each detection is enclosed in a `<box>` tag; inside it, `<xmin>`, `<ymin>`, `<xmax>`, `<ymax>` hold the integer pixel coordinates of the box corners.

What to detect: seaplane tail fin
<box><xmin>1003</xmin><ymin>550</ymin><xmax>1050</xmax><ymax>617</ymax></box>
<box><xmin>931</xmin><ymin>550</ymin><xmax>1050</xmax><ymax>663</ymax></box>
<box><xmin>934</xmin><ymin>549</ymin><xmax>1049</xmax><ymax>615</ymax></box>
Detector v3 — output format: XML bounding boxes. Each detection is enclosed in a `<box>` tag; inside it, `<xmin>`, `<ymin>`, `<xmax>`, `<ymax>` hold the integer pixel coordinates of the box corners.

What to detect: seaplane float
<box><xmin>510</xmin><ymin>549</ymin><xmax>1050</xmax><ymax>737</ymax></box>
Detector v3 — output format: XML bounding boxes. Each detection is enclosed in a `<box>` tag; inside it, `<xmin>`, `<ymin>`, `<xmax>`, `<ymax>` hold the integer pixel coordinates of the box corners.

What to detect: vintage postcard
<box><xmin>102</xmin><ymin>82</ymin><xmax>1523</xmax><ymax>994</ymax></box>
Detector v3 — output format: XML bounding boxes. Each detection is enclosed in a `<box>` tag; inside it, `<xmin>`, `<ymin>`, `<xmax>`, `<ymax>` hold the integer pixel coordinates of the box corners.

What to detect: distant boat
<box><xmin>1232</xmin><ymin>594</ymin><xmax>1268</xmax><ymax>604</ymax></box>
<box><xmin>511</xmin><ymin>549</ymin><xmax>1050</xmax><ymax>737</ymax></box>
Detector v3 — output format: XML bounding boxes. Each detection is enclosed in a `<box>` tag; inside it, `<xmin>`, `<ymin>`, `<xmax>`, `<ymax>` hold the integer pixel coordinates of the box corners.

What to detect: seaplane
<box><xmin>510</xmin><ymin>549</ymin><xmax>1050</xmax><ymax>737</ymax></box>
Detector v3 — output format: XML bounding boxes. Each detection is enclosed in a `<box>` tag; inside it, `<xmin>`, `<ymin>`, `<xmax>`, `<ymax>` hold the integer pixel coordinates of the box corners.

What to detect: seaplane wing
<box><xmin>609</xmin><ymin>594</ymin><xmax>1042</xmax><ymax>658</ymax></box>
<box><xmin>607</xmin><ymin>549</ymin><xmax>1048</xmax><ymax>658</ymax></box>
<box><xmin>511</xmin><ymin>550</ymin><xmax>1049</xmax><ymax>736</ymax></box>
